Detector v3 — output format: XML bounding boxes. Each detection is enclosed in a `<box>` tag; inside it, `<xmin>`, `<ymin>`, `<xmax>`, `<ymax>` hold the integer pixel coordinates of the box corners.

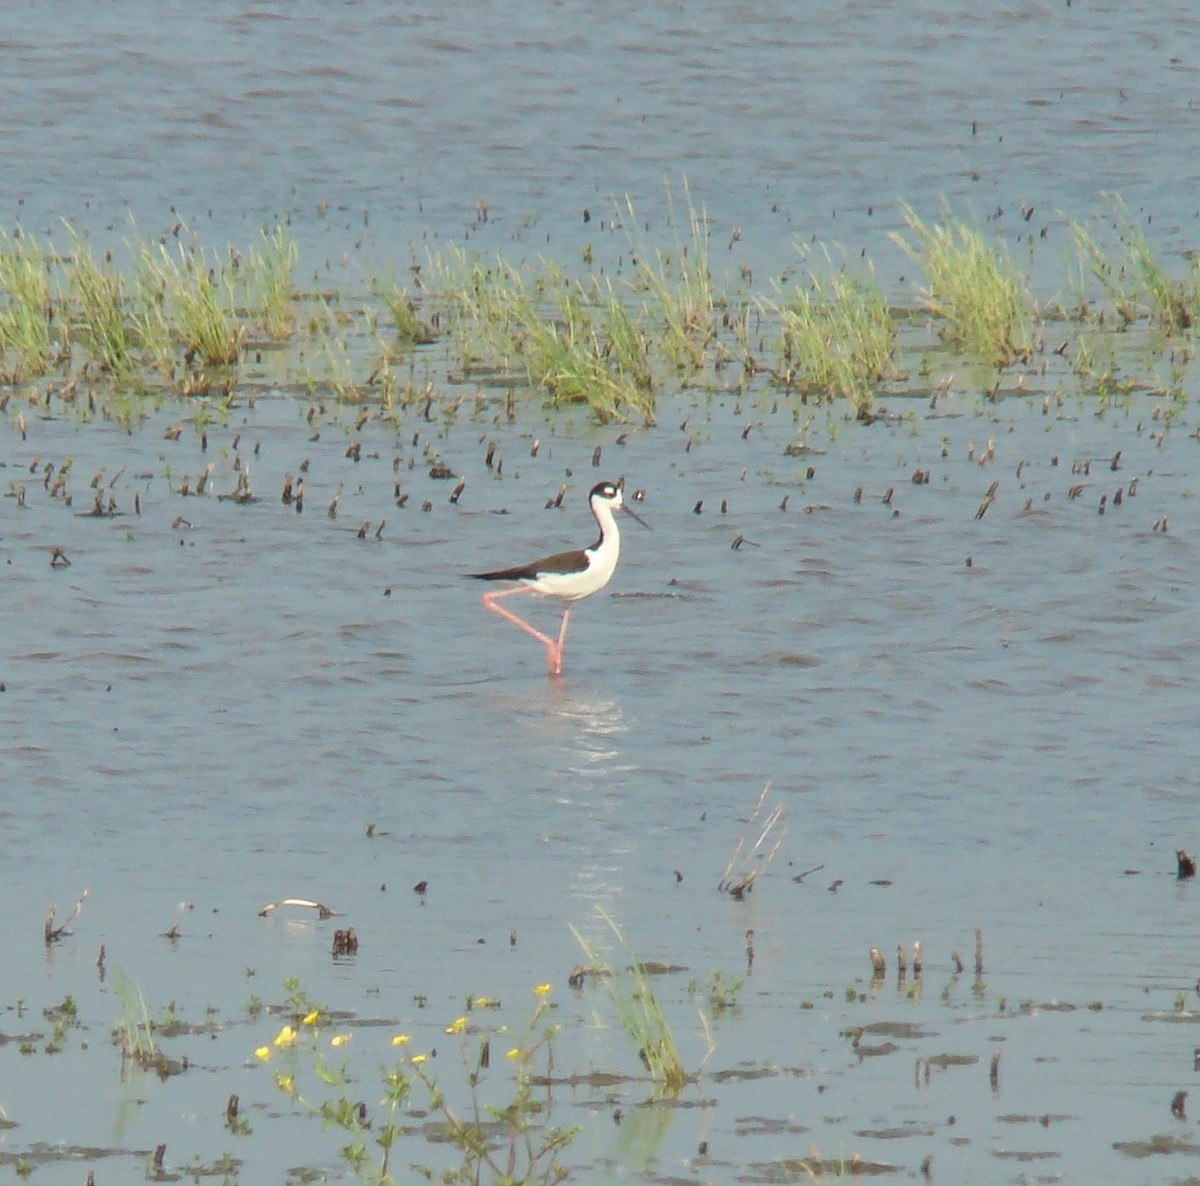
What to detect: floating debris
<box><xmin>257</xmin><ymin>898</ymin><xmax>340</xmax><ymax>920</ymax></box>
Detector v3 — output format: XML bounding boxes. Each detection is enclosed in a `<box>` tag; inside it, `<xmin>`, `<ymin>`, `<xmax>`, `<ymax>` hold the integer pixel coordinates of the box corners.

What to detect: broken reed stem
<box><xmin>718</xmin><ymin>781</ymin><xmax>786</xmax><ymax>898</ymax></box>
<box><xmin>44</xmin><ymin>888</ymin><xmax>89</xmax><ymax>944</ymax></box>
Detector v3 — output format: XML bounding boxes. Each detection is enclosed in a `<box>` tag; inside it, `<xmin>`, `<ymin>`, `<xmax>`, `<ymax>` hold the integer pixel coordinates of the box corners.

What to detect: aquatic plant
<box><xmin>571</xmin><ymin>910</ymin><xmax>687</xmax><ymax>1094</ymax></box>
<box><xmin>0</xmin><ymin>190</ymin><xmax>1194</xmax><ymax>435</ymax></box>
<box><xmin>371</xmin><ymin>271</ymin><xmax>432</xmax><ymax>346</ymax></box>
<box><xmin>315</xmin><ymin>312</ymin><xmax>362</xmax><ymax>402</ymax></box>
<box><xmin>625</xmin><ymin>180</ymin><xmax>718</xmax><ymax>372</ymax></box>
<box><xmin>424</xmin><ymin>243</ymin><xmax>526</xmax><ymax>371</ymax></box>
<box><xmin>514</xmin><ymin>264</ymin><xmax>657</xmax><ymax>424</ymax></box>
<box><xmin>718</xmin><ymin>781</ymin><xmax>786</xmax><ymax>899</ymax></box>
<box><xmin>41</xmin><ymin>995</ymin><xmax>78</xmax><ymax>1056</ymax></box>
<box><xmin>599</xmin><ymin>279</ymin><xmax>656</xmax><ymax>400</ymax></box>
<box><xmin>244</xmin><ymin>225</ymin><xmax>299</xmax><ymax>339</ymax></box>
<box><xmin>63</xmin><ymin>224</ymin><xmax>135</xmax><ymax>380</ymax></box>
<box><xmin>134</xmin><ymin>238</ymin><xmax>243</xmax><ymax>367</ymax></box>
<box><xmin>688</xmin><ymin>970</ymin><xmax>744</xmax><ymax>1019</ymax></box>
<box><xmin>257</xmin><ymin>979</ymin><xmax>577</xmax><ymax>1186</ymax></box>
<box><xmin>770</xmin><ymin>248</ymin><xmax>896</xmax><ymax>411</ymax></box>
<box><xmin>891</xmin><ymin>203</ymin><xmax>1036</xmax><ymax>366</ymax></box>
<box><xmin>128</xmin><ymin>249</ymin><xmax>179</xmax><ymax>379</ymax></box>
<box><xmin>424</xmin><ymin>248</ymin><xmax>657</xmax><ymax>423</ymax></box>
<box><xmin>1070</xmin><ymin>198</ymin><xmax>1200</xmax><ymax>333</ymax></box>
<box><xmin>111</xmin><ymin>969</ymin><xmax>175</xmax><ymax>1077</ymax></box>
<box><xmin>0</xmin><ymin>230</ymin><xmax>54</xmax><ymax>380</ymax></box>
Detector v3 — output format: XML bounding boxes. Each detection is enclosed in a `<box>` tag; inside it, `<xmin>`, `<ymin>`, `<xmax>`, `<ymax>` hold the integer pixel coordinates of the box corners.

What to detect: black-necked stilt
<box><xmin>472</xmin><ymin>480</ymin><xmax>648</xmax><ymax>676</ymax></box>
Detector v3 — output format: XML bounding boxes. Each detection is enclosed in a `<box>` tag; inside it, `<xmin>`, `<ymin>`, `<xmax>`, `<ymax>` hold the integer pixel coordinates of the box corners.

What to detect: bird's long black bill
<box><xmin>622</xmin><ymin>503</ymin><xmax>651</xmax><ymax>530</ymax></box>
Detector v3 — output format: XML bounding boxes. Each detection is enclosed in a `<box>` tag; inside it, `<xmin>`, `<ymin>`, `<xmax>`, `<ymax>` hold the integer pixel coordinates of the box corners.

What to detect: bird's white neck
<box><xmin>586</xmin><ymin>497</ymin><xmax>621</xmax><ymax>581</ymax></box>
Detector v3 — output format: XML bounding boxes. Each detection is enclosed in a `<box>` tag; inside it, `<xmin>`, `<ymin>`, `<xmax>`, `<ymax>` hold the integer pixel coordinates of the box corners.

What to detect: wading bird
<box><xmin>472</xmin><ymin>480</ymin><xmax>648</xmax><ymax>676</ymax></box>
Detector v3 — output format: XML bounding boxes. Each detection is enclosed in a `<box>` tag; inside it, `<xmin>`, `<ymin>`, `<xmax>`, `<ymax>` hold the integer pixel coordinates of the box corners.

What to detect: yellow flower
<box><xmin>473</xmin><ymin>996</ymin><xmax>497</xmax><ymax>1009</ymax></box>
<box><xmin>302</xmin><ymin>1009</ymin><xmax>321</xmax><ymax>1027</ymax></box>
<box><xmin>410</xmin><ymin>1053</ymin><xmax>427</xmax><ymax>1065</ymax></box>
<box><xmin>254</xmin><ymin>1046</ymin><xmax>271</xmax><ymax>1062</ymax></box>
<box><xmin>273</xmin><ymin>1025</ymin><xmax>297</xmax><ymax>1048</ymax></box>
<box><xmin>445</xmin><ymin>1016</ymin><xmax>468</xmax><ymax>1035</ymax></box>
<box><xmin>391</xmin><ymin>1034</ymin><xmax>410</xmax><ymax>1047</ymax></box>
<box><xmin>505</xmin><ymin>1047</ymin><xmax>522</xmax><ymax>1061</ymax></box>
<box><xmin>330</xmin><ymin>1033</ymin><xmax>351</xmax><ymax>1047</ymax></box>
<box><xmin>533</xmin><ymin>983</ymin><xmax>552</xmax><ymax>997</ymax></box>
<box><xmin>275</xmin><ymin>1072</ymin><xmax>295</xmax><ymax>1094</ymax></box>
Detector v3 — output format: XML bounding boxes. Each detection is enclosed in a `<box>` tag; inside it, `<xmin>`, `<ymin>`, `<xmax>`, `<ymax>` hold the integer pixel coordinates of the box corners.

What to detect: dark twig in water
<box><xmin>790</xmin><ymin>862</ymin><xmax>826</xmax><ymax>883</ymax></box>
<box><xmin>718</xmin><ymin>782</ymin><xmax>785</xmax><ymax>898</ymax></box>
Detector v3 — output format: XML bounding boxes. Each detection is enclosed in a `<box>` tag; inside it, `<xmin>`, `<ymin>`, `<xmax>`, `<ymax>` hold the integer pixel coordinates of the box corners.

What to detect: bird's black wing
<box><xmin>471</xmin><ymin>548</ymin><xmax>589</xmax><ymax>581</ymax></box>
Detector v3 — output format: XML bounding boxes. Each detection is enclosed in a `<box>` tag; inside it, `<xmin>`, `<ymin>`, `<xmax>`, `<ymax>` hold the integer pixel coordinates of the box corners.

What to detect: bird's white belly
<box><xmin>525</xmin><ymin>563</ymin><xmax>613</xmax><ymax>601</ymax></box>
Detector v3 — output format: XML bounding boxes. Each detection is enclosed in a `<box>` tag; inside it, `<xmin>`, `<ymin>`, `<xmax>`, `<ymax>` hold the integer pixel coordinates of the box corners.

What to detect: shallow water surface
<box><xmin>6</xmin><ymin>1</ymin><xmax>1200</xmax><ymax>284</ymax></box>
<box><xmin>2</xmin><ymin>381</ymin><xmax>1199</xmax><ymax>1184</ymax></box>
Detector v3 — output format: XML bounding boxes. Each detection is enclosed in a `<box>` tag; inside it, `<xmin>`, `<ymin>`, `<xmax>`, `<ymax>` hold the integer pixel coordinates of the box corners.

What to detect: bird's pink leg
<box><xmin>482</xmin><ymin>588</ymin><xmax>569</xmax><ymax>676</ymax></box>
<box><xmin>552</xmin><ymin>608</ymin><xmax>571</xmax><ymax>676</ymax></box>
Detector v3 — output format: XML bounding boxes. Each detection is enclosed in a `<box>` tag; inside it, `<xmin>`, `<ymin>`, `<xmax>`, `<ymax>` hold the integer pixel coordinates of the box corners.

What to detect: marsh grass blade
<box><xmin>572</xmin><ymin>909</ymin><xmax>687</xmax><ymax>1094</ymax></box>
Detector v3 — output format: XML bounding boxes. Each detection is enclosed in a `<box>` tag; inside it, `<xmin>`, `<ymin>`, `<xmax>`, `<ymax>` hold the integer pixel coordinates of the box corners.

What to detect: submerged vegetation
<box><xmin>0</xmin><ymin>192</ymin><xmax>1197</xmax><ymax>434</ymax></box>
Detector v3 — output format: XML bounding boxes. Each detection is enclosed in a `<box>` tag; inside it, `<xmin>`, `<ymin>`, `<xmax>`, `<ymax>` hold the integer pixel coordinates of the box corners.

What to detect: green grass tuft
<box><xmin>1069</xmin><ymin>197</ymin><xmax>1200</xmax><ymax>333</ymax></box>
<box><xmin>0</xmin><ymin>230</ymin><xmax>54</xmax><ymax>380</ymax></box>
<box><xmin>64</xmin><ymin>224</ymin><xmax>136</xmax><ymax>380</ymax></box>
<box><xmin>892</xmin><ymin>203</ymin><xmax>1036</xmax><ymax>366</ymax></box>
<box><xmin>572</xmin><ymin>909</ymin><xmax>687</xmax><ymax>1094</ymax></box>
<box><xmin>771</xmin><ymin>247</ymin><xmax>896</xmax><ymax>411</ymax></box>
